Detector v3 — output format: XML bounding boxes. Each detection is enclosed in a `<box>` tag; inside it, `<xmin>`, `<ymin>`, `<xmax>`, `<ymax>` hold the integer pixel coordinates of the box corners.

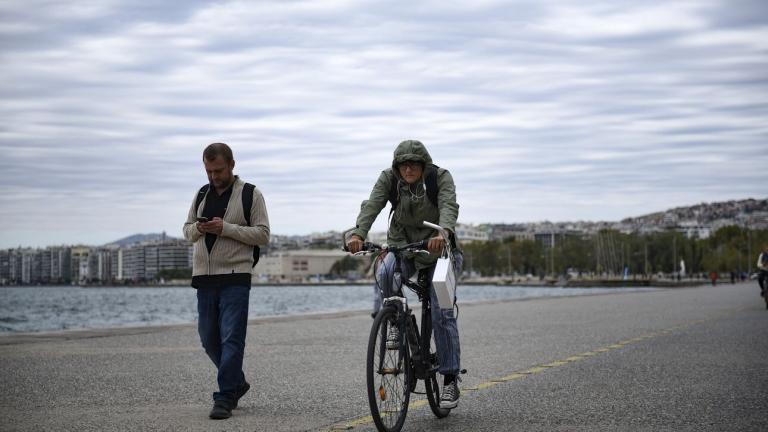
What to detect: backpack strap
<box><xmin>194</xmin><ymin>184</ymin><xmax>210</xmax><ymax>213</ymax></box>
<box><xmin>388</xmin><ymin>165</ymin><xmax>440</xmax><ymax>212</ymax></box>
<box><xmin>424</xmin><ymin>165</ymin><xmax>439</xmax><ymax>207</ymax></box>
<box><xmin>241</xmin><ymin>182</ymin><xmax>261</xmax><ymax>267</ymax></box>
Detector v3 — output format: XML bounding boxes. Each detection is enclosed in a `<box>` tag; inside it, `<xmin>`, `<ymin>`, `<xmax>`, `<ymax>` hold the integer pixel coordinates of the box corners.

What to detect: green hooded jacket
<box><xmin>350</xmin><ymin>140</ymin><xmax>460</xmax><ymax>269</ymax></box>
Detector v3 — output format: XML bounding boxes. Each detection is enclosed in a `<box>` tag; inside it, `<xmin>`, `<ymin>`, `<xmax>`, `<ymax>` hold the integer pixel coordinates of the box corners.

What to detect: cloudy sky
<box><xmin>1</xmin><ymin>0</ymin><xmax>766</xmax><ymax>248</ymax></box>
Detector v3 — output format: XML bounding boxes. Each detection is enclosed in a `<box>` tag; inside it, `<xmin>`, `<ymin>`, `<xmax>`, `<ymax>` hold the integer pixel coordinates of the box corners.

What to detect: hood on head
<box><xmin>392</xmin><ymin>140</ymin><xmax>433</xmax><ymax>173</ymax></box>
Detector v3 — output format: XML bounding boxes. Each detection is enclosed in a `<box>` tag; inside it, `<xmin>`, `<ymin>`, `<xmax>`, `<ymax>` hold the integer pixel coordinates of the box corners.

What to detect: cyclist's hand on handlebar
<box><xmin>347</xmin><ymin>235</ymin><xmax>364</xmax><ymax>254</ymax></box>
<box><xmin>427</xmin><ymin>236</ymin><xmax>445</xmax><ymax>254</ymax></box>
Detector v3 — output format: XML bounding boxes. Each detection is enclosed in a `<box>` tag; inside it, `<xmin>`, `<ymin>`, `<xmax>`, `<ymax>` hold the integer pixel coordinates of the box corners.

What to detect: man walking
<box><xmin>183</xmin><ymin>143</ymin><xmax>270</xmax><ymax>419</ymax></box>
<box><xmin>346</xmin><ymin>139</ymin><xmax>463</xmax><ymax>409</ymax></box>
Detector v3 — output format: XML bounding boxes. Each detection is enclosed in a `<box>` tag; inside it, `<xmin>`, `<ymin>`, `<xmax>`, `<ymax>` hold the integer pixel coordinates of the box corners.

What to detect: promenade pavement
<box><xmin>1</xmin><ymin>281</ymin><xmax>766</xmax><ymax>431</ymax></box>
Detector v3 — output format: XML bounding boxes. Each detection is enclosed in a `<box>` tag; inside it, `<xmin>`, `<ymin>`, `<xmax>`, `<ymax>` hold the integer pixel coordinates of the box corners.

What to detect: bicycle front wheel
<box><xmin>367</xmin><ymin>306</ymin><xmax>411</xmax><ymax>432</ymax></box>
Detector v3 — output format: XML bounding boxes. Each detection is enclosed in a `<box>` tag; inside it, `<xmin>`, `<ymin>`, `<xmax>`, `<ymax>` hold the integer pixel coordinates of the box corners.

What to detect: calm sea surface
<box><xmin>0</xmin><ymin>284</ymin><xmax>659</xmax><ymax>334</ymax></box>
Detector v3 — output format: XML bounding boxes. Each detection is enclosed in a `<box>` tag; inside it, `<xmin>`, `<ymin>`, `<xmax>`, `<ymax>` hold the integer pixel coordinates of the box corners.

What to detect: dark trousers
<box><xmin>197</xmin><ymin>285</ymin><xmax>250</xmax><ymax>403</ymax></box>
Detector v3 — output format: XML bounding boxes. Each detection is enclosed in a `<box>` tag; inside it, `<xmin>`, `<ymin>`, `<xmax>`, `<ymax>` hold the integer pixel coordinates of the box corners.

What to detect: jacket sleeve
<box><xmin>436</xmin><ymin>169</ymin><xmax>459</xmax><ymax>234</ymax></box>
<box><xmin>182</xmin><ymin>191</ymin><xmax>203</xmax><ymax>243</ymax></box>
<box><xmin>350</xmin><ymin>170</ymin><xmax>392</xmax><ymax>240</ymax></box>
<box><xmin>221</xmin><ymin>186</ymin><xmax>271</xmax><ymax>246</ymax></box>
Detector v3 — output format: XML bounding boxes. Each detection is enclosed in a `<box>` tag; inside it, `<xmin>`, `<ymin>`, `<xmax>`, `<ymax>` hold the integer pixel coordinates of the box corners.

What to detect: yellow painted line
<box><xmin>327</xmin><ymin>309</ymin><xmax>743</xmax><ymax>431</ymax></box>
<box><xmin>500</xmin><ymin>373</ymin><xmax>526</xmax><ymax>381</ymax></box>
<box><xmin>475</xmin><ymin>381</ymin><xmax>500</xmax><ymax>389</ymax></box>
<box><xmin>542</xmin><ymin>361</ymin><xmax>570</xmax><ymax>367</ymax></box>
<box><xmin>520</xmin><ymin>366</ymin><xmax>548</xmax><ymax>374</ymax></box>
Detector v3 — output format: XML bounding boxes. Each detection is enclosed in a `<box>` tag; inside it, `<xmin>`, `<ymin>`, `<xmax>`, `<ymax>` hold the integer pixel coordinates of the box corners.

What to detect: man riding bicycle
<box><xmin>346</xmin><ymin>140</ymin><xmax>463</xmax><ymax>409</ymax></box>
<box><xmin>757</xmin><ymin>244</ymin><xmax>768</xmax><ymax>296</ymax></box>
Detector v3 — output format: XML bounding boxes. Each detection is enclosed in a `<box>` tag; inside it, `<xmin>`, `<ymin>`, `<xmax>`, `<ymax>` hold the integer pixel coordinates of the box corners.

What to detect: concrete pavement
<box><xmin>1</xmin><ymin>282</ymin><xmax>766</xmax><ymax>431</ymax></box>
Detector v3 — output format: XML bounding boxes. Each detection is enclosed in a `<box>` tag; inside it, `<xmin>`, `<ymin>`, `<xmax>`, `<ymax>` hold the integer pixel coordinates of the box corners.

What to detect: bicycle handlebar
<box><xmin>341</xmin><ymin>221</ymin><xmax>450</xmax><ymax>254</ymax></box>
<box><xmin>351</xmin><ymin>239</ymin><xmax>429</xmax><ymax>255</ymax></box>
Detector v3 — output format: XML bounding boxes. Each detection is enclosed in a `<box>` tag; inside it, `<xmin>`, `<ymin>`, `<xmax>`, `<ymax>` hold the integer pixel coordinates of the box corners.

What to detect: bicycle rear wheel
<box><xmin>367</xmin><ymin>306</ymin><xmax>411</xmax><ymax>432</ymax></box>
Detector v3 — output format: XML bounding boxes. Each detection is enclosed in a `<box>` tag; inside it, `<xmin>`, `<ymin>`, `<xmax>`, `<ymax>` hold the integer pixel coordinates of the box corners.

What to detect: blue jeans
<box><xmin>197</xmin><ymin>285</ymin><xmax>250</xmax><ymax>403</ymax></box>
<box><xmin>373</xmin><ymin>252</ymin><xmax>463</xmax><ymax>376</ymax></box>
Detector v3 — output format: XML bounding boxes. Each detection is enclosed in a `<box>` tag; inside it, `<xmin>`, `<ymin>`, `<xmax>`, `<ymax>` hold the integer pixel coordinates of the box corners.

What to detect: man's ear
<box><xmin>230</xmin><ymin>159</ymin><xmax>236</xmax><ymax>170</ymax></box>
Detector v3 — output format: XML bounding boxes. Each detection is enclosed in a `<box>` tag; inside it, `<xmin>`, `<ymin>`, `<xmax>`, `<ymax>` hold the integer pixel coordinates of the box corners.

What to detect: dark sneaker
<box><xmin>209</xmin><ymin>400</ymin><xmax>233</xmax><ymax>420</ymax></box>
<box><xmin>440</xmin><ymin>381</ymin><xmax>459</xmax><ymax>409</ymax></box>
<box><xmin>233</xmin><ymin>381</ymin><xmax>250</xmax><ymax>409</ymax></box>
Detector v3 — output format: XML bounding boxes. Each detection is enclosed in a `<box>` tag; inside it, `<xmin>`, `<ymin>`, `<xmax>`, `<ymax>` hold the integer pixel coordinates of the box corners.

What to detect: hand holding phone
<box><xmin>196</xmin><ymin>217</ymin><xmax>209</xmax><ymax>223</ymax></box>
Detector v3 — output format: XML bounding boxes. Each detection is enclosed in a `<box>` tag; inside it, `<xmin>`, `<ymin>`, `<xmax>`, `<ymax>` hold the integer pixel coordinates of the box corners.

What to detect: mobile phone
<box><xmin>196</xmin><ymin>217</ymin><xmax>209</xmax><ymax>223</ymax></box>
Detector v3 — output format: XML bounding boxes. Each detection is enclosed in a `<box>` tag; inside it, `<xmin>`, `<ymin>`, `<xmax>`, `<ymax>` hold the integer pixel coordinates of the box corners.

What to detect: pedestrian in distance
<box><xmin>757</xmin><ymin>244</ymin><xmax>768</xmax><ymax>297</ymax></box>
<box><xmin>346</xmin><ymin>139</ymin><xmax>464</xmax><ymax>409</ymax></box>
<box><xmin>183</xmin><ymin>143</ymin><xmax>270</xmax><ymax>420</ymax></box>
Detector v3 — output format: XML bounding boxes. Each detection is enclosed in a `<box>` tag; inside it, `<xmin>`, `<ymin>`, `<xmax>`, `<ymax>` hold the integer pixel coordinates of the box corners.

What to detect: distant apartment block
<box><xmin>0</xmin><ymin>247</ymin><xmax>71</xmax><ymax>285</ymax></box>
<box><xmin>122</xmin><ymin>240</ymin><xmax>192</xmax><ymax>282</ymax></box>
<box><xmin>0</xmin><ymin>240</ymin><xmax>193</xmax><ymax>285</ymax></box>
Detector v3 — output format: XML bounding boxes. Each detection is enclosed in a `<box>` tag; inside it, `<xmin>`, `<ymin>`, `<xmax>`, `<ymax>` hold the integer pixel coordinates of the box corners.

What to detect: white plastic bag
<box><xmin>432</xmin><ymin>251</ymin><xmax>456</xmax><ymax>309</ymax></box>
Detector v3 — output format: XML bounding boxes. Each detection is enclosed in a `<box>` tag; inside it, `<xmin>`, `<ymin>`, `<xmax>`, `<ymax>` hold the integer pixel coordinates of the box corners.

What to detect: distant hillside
<box><xmin>105</xmin><ymin>232</ymin><xmax>180</xmax><ymax>247</ymax></box>
<box><xmin>621</xmin><ymin>198</ymin><xmax>768</xmax><ymax>228</ymax></box>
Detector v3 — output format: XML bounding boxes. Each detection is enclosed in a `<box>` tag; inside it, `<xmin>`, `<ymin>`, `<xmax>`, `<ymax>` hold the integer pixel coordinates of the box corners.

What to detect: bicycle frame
<box><xmin>379</xmin><ymin>244</ymin><xmax>434</xmax><ymax>373</ymax></box>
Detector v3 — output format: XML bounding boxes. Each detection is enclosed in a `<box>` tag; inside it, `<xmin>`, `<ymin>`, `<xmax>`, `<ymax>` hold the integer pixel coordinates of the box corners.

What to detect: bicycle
<box><xmin>344</xmin><ymin>222</ymin><xmax>456</xmax><ymax>432</ymax></box>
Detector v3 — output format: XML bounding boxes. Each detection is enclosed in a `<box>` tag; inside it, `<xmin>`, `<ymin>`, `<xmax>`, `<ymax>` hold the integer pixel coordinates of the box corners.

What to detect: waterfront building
<box><xmin>117</xmin><ymin>240</ymin><xmax>192</xmax><ymax>282</ymax></box>
<box><xmin>50</xmin><ymin>246</ymin><xmax>71</xmax><ymax>283</ymax></box>
<box><xmin>144</xmin><ymin>245</ymin><xmax>160</xmax><ymax>280</ymax></box>
<box><xmin>9</xmin><ymin>249</ymin><xmax>23</xmax><ymax>283</ymax></box>
<box><xmin>111</xmin><ymin>248</ymin><xmax>122</xmax><ymax>281</ymax></box>
<box><xmin>92</xmin><ymin>248</ymin><xmax>115</xmax><ymax>282</ymax></box>
<box><xmin>40</xmin><ymin>250</ymin><xmax>51</xmax><ymax>282</ymax></box>
<box><xmin>676</xmin><ymin>221</ymin><xmax>712</xmax><ymax>239</ymax></box>
<box><xmin>19</xmin><ymin>248</ymin><xmax>39</xmax><ymax>284</ymax></box>
<box><xmin>257</xmin><ymin>249</ymin><xmax>348</xmax><ymax>282</ymax></box>
<box><xmin>487</xmin><ymin>224</ymin><xmax>531</xmax><ymax>242</ymax></box>
<box><xmin>0</xmin><ymin>250</ymin><xmax>9</xmax><ymax>284</ymax></box>
<box><xmin>455</xmin><ymin>223</ymin><xmax>490</xmax><ymax>244</ymax></box>
<box><xmin>70</xmin><ymin>246</ymin><xmax>91</xmax><ymax>284</ymax></box>
<box><xmin>121</xmin><ymin>244</ymin><xmax>146</xmax><ymax>281</ymax></box>
<box><xmin>158</xmin><ymin>241</ymin><xmax>191</xmax><ymax>272</ymax></box>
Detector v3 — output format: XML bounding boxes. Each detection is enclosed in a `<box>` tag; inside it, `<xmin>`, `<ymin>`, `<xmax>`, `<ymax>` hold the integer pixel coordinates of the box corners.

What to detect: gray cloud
<box><xmin>1</xmin><ymin>0</ymin><xmax>766</xmax><ymax>247</ymax></box>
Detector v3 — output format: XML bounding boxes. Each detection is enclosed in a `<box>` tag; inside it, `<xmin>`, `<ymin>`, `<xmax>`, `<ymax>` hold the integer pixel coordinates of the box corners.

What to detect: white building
<box><xmin>455</xmin><ymin>223</ymin><xmax>490</xmax><ymax>244</ymax></box>
<box><xmin>676</xmin><ymin>221</ymin><xmax>712</xmax><ymax>239</ymax></box>
<box><xmin>256</xmin><ymin>249</ymin><xmax>349</xmax><ymax>282</ymax></box>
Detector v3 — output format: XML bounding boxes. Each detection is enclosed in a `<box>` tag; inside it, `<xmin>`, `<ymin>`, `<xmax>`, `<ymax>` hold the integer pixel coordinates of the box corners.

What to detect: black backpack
<box><xmin>195</xmin><ymin>183</ymin><xmax>260</xmax><ymax>267</ymax></box>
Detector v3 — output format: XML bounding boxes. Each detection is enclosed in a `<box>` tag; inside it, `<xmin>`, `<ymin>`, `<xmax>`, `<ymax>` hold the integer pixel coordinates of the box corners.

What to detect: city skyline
<box><xmin>2</xmin><ymin>1</ymin><xmax>767</xmax><ymax>249</ymax></box>
<box><xmin>4</xmin><ymin>195</ymin><xmax>765</xmax><ymax>249</ymax></box>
